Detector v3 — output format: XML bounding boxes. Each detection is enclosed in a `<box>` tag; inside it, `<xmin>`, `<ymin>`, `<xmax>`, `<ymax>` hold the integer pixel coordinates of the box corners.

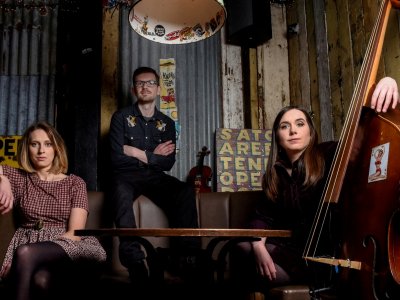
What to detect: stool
<box><xmin>269</xmin><ymin>285</ymin><xmax>310</xmax><ymax>300</ymax></box>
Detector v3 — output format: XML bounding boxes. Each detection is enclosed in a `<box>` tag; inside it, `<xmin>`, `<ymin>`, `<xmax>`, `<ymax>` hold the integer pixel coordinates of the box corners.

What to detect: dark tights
<box><xmin>8</xmin><ymin>241</ymin><xmax>70</xmax><ymax>300</ymax></box>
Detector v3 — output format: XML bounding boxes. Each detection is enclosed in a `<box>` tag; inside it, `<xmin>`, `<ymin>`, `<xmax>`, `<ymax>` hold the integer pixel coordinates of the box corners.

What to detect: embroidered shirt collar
<box><xmin>132</xmin><ymin>102</ymin><xmax>163</xmax><ymax>121</ymax></box>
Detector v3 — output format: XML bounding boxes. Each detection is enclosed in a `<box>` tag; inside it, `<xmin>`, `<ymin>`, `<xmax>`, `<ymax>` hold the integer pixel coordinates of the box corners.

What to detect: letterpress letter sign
<box><xmin>216</xmin><ymin>128</ymin><xmax>272</xmax><ymax>192</ymax></box>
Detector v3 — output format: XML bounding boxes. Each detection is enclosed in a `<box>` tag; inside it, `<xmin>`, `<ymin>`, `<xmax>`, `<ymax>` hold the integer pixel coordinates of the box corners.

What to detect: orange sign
<box><xmin>0</xmin><ymin>136</ymin><xmax>21</xmax><ymax>168</ymax></box>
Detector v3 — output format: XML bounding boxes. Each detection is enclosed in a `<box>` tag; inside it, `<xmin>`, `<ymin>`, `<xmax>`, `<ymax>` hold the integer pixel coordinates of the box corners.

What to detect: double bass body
<box><xmin>337</xmin><ymin>107</ymin><xmax>400</xmax><ymax>299</ymax></box>
<box><xmin>303</xmin><ymin>1</ymin><xmax>400</xmax><ymax>298</ymax></box>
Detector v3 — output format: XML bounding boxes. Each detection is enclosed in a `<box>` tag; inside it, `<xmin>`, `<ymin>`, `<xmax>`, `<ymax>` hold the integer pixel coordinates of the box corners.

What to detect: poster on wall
<box><xmin>216</xmin><ymin>128</ymin><xmax>272</xmax><ymax>192</ymax></box>
<box><xmin>159</xmin><ymin>58</ymin><xmax>180</xmax><ymax>151</ymax></box>
<box><xmin>0</xmin><ymin>136</ymin><xmax>21</xmax><ymax>168</ymax></box>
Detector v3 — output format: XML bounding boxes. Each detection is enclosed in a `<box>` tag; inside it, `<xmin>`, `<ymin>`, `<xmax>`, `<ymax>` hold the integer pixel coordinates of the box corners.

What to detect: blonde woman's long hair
<box><xmin>18</xmin><ymin>121</ymin><xmax>68</xmax><ymax>174</ymax></box>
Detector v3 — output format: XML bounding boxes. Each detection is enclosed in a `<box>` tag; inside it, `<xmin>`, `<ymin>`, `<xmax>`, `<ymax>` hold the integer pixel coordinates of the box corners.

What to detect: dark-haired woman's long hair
<box><xmin>263</xmin><ymin>106</ymin><xmax>325</xmax><ymax>201</ymax></box>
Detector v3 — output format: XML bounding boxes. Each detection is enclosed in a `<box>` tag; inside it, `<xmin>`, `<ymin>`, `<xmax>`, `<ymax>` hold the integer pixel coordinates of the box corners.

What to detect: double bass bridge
<box><xmin>304</xmin><ymin>256</ymin><xmax>362</xmax><ymax>270</ymax></box>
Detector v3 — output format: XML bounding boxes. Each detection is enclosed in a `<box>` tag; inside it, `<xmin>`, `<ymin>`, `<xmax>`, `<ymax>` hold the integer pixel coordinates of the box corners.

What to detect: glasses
<box><xmin>134</xmin><ymin>80</ymin><xmax>158</xmax><ymax>88</ymax></box>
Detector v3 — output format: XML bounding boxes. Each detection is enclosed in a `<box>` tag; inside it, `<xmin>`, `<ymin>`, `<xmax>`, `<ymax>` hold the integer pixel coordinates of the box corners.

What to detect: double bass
<box><xmin>304</xmin><ymin>1</ymin><xmax>400</xmax><ymax>299</ymax></box>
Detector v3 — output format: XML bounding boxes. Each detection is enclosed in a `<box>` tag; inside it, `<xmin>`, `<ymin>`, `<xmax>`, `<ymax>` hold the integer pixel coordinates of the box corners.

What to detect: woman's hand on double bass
<box><xmin>371</xmin><ymin>76</ymin><xmax>399</xmax><ymax>112</ymax></box>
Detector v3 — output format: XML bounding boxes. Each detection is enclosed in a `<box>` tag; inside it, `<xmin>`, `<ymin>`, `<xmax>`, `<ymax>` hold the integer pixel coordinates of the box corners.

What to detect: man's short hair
<box><xmin>132</xmin><ymin>67</ymin><xmax>160</xmax><ymax>85</ymax></box>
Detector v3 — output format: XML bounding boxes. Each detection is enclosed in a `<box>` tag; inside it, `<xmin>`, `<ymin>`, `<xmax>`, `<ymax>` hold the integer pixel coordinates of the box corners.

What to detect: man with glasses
<box><xmin>108</xmin><ymin>66</ymin><xmax>201</xmax><ymax>294</ymax></box>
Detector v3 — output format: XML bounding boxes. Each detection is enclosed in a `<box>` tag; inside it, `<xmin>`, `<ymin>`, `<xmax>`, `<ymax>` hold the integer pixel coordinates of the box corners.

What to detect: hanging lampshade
<box><xmin>129</xmin><ymin>0</ymin><xmax>226</xmax><ymax>44</ymax></box>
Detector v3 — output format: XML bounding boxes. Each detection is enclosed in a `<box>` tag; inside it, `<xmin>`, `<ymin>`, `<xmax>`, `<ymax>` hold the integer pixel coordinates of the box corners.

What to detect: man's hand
<box><xmin>371</xmin><ymin>77</ymin><xmax>399</xmax><ymax>113</ymax></box>
<box><xmin>154</xmin><ymin>140</ymin><xmax>175</xmax><ymax>156</ymax></box>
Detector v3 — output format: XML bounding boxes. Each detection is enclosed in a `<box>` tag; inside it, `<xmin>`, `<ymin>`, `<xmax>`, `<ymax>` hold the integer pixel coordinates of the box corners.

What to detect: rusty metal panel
<box><xmin>119</xmin><ymin>8</ymin><xmax>222</xmax><ymax>185</ymax></box>
<box><xmin>0</xmin><ymin>2</ymin><xmax>58</xmax><ymax>135</ymax></box>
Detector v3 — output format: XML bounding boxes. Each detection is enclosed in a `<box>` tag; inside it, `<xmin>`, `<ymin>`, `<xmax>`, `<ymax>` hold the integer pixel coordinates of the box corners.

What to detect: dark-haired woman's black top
<box><xmin>248</xmin><ymin>141</ymin><xmax>338</xmax><ymax>257</ymax></box>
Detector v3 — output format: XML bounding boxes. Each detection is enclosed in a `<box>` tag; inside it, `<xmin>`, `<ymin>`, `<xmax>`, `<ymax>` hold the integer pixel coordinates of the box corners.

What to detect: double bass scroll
<box><xmin>303</xmin><ymin>1</ymin><xmax>400</xmax><ymax>299</ymax></box>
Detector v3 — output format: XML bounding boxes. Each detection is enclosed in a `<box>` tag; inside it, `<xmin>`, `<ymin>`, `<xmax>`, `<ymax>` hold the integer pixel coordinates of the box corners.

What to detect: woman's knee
<box><xmin>13</xmin><ymin>244</ymin><xmax>33</xmax><ymax>266</ymax></box>
<box><xmin>32</xmin><ymin>269</ymin><xmax>52</xmax><ymax>291</ymax></box>
<box><xmin>236</xmin><ymin>241</ymin><xmax>253</xmax><ymax>253</ymax></box>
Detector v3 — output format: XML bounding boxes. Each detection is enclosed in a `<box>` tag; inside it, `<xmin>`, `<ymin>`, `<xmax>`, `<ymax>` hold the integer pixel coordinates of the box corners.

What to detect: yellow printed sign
<box><xmin>0</xmin><ymin>136</ymin><xmax>22</xmax><ymax>168</ymax></box>
<box><xmin>159</xmin><ymin>58</ymin><xmax>177</xmax><ymax>112</ymax></box>
<box><xmin>160</xmin><ymin>58</ymin><xmax>180</xmax><ymax>150</ymax></box>
<box><xmin>216</xmin><ymin>128</ymin><xmax>272</xmax><ymax>192</ymax></box>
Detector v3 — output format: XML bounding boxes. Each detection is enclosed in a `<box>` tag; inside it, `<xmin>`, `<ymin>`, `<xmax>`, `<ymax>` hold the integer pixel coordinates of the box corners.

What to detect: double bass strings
<box><xmin>303</xmin><ymin>0</ymin><xmax>388</xmax><ymax>265</ymax></box>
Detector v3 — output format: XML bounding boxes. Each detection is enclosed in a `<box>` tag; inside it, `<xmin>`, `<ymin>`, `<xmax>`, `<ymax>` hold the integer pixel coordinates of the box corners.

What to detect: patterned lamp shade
<box><xmin>129</xmin><ymin>0</ymin><xmax>226</xmax><ymax>44</ymax></box>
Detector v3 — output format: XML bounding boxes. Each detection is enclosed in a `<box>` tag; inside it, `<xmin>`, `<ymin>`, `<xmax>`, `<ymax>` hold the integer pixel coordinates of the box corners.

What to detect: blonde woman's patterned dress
<box><xmin>0</xmin><ymin>166</ymin><xmax>106</xmax><ymax>277</ymax></box>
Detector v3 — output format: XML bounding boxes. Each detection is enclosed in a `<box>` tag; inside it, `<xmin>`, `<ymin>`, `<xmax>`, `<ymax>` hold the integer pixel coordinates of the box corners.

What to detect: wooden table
<box><xmin>75</xmin><ymin>228</ymin><xmax>292</xmax><ymax>284</ymax></box>
<box><xmin>75</xmin><ymin>228</ymin><xmax>292</xmax><ymax>238</ymax></box>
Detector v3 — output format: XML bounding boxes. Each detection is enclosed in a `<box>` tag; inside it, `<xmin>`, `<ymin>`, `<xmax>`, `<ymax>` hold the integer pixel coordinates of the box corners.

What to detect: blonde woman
<box><xmin>0</xmin><ymin>121</ymin><xmax>106</xmax><ymax>300</ymax></box>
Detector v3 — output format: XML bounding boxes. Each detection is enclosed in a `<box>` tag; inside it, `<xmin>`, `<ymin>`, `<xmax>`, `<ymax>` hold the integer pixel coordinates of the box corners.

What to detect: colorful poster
<box><xmin>159</xmin><ymin>58</ymin><xmax>180</xmax><ymax>151</ymax></box>
<box><xmin>216</xmin><ymin>128</ymin><xmax>272</xmax><ymax>192</ymax></box>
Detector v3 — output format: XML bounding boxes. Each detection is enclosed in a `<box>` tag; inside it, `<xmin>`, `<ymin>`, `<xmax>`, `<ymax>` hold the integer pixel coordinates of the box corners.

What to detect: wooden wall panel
<box><xmin>283</xmin><ymin>0</ymin><xmax>400</xmax><ymax>141</ymax></box>
<box><xmin>217</xmin><ymin>0</ymin><xmax>399</xmax><ymax>144</ymax></box>
<box><xmin>325</xmin><ymin>0</ymin><xmax>353</xmax><ymax>141</ymax></box>
<box><xmin>311</xmin><ymin>0</ymin><xmax>333</xmax><ymax>141</ymax></box>
<box><xmin>258</xmin><ymin>4</ymin><xmax>290</xmax><ymax>130</ymax></box>
<box><xmin>363</xmin><ymin>0</ymin><xmax>386</xmax><ymax>82</ymax></box>
<box><xmin>305</xmin><ymin>0</ymin><xmax>320</xmax><ymax>139</ymax></box>
<box><xmin>249</xmin><ymin>48</ymin><xmax>259</xmax><ymax>129</ymax></box>
<box><xmin>349</xmin><ymin>0</ymin><xmax>365</xmax><ymax>79</ymax></box>
<box><xmin>325</xmin><ymin>0</ymin><xmax>342</xmax><ymax>140</ymax></box>
<box><xmin>100</xmin><ymin>9</ymin><xmax>119</xmax><ymax>190</ymax></box>
<box><xmin>100</xmin><ymin>9</ymin><xmax>119</xmax><ymax>139</ymax></box>
<box><xmin>333</xmin><ymin>0</ymin><xmax>353</xmax><ymax>140</ymax></box>
<box><xmin>221</xmin><ymin>26</ymin><xmax>245</xmax><ymax>129</ymax></box>
<box><xmin>383</xmin><ymin>9</ymin><xmax>400</xmax><ymax>81</ymax></box>
<box><xmin>296</xmin><ymin>0</ymin><xmax>311</xmax><ymax>109</ymax></box>
<box><xmin>286</xmin><ymin>2</ymin><xmax>302</xmax><ymax>105</ymax></box>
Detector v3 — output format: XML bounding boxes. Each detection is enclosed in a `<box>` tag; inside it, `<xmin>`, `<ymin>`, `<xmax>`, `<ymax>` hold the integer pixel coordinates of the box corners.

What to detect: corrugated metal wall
<box><xmin>119</xmin><ymin>8</ymin><xmax>223</xmax><ymax>185</ymax></box>
<box><xmin>0</xmin><ymin>1</ymin><xmax>58</xmax><ymax>135</ymax></box>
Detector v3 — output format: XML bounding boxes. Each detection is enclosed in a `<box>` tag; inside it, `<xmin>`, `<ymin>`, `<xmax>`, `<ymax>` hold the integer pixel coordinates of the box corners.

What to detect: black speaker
<box><xmin>224</xmin><ymin>0</ymin><xmax>272</xmax><ymax>47</ymax></box>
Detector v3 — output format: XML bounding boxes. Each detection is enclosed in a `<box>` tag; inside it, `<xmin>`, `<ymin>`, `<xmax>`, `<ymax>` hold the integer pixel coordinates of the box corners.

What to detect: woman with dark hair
<box><xmin>0</xmin><ymin>121</ymin><xmax>106</xmax><ymax>300</ymax></box>
<box><xmin>231</xmin><ymin>77</ymin><xmax>399</xmax><ymax>297</ymax></box>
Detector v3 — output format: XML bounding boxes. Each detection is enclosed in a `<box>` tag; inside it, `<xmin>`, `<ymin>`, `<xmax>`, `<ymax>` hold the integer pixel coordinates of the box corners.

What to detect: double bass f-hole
<box><xmin>303</xmin><ymin>1</ymin><xmax>400</xmax><ymax>299</ymax></box>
